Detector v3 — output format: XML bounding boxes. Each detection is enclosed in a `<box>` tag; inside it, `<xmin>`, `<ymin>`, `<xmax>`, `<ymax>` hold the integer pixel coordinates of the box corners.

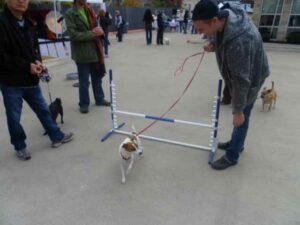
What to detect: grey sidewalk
<box><xmin>0</xmin><ymin>32</ymin><xmax>299</xmax><ymax>225</ymax></box>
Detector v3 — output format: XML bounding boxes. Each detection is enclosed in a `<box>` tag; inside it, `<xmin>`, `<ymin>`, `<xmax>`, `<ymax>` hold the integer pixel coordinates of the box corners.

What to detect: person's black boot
<box><xmin>211</xmin><ymin>156</ymin><xmax>237</xmax><ymax>170</ymax></box>
<box><xmin>218</xmin><ymin>142</ymin><xmax>244</xmax><ymax>153</ymax></box>
<box><xmin>218</xmin><ymin>142</ymin><xmax>230</xmax><ymax>150</ymax></box>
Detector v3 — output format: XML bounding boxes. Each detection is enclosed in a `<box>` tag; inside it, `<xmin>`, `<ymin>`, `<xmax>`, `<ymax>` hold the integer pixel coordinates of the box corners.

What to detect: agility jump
<box><xmin>101</xmin><ymin>69</ymin><xmax>222</xmax><ymax>164</ymax></box>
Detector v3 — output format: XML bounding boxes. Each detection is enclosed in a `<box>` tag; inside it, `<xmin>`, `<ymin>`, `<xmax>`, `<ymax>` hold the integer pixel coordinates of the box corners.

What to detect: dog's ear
<box><xmin>122</xmin><ymin>143</ymin><xmax>136</xmax><ymax>152</ymax></box>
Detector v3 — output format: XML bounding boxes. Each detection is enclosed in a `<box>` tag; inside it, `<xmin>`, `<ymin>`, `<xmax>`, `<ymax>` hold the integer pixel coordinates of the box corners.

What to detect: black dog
<box><xmin>49</xmin><ymin>98</ymin><xmax>64</xmax><ymax>124</ymax></box>
<box><xmin>44</xmin><ymin>98</ymin><xmax>64</xmax><ymax>135</ymax></box>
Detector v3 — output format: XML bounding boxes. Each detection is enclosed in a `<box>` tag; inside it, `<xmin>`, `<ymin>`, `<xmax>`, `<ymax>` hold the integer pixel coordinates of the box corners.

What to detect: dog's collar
<box><xmin>121</xmin><ymin>152</ymin><xmax>131</xmax><ymax>161</ymax></box>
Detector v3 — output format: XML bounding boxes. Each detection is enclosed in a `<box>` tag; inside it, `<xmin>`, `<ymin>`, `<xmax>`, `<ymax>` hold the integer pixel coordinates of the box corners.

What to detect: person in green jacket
<box><xmin>65</xmin><ymin>0</ymin><xmax>110</xmax><ymax>114</ymax></box>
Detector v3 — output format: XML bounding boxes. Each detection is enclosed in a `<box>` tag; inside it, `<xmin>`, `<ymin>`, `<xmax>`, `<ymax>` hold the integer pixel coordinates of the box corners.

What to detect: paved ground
<box><xmin>0</xmin><ymin>32</ymin><xmax>299</xmax><ymax>225</ymax></box>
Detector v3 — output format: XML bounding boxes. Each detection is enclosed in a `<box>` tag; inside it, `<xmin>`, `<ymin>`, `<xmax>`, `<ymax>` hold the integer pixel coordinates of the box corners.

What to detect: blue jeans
<box><xmin>103</xmin><ymin>34</ymin><xmax>109</xmax><ymax>55</ymax></box>
<box><xmin>226</xmin><ymin>102</ymin><xmax>255</xmax><ymax>163</ymax></box>
<box><xmin>145</xmin><ymin>24</ymin><xmax>152</xmax><ymax>44</ymax></box>
<box><xmin>76</xmin><ymin>62</ymin><xmax>105</xmax><ymax>108</ymax></box>
<box><xmin>0</xmin><ymin>84</ymin><xmax>64</xmax><ymax>151</ymax></box>
<box><xmin>117</xmin><ymin>26</ymin><xmax>123</xmax><ymax>42</ymax></box>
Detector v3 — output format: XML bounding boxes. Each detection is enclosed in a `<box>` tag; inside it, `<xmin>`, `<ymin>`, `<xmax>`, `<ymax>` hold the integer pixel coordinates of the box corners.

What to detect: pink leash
<box><xmin>137</xmin><ymin>51</ymin><xmax>205</xmax><ymax>135</ymax></box>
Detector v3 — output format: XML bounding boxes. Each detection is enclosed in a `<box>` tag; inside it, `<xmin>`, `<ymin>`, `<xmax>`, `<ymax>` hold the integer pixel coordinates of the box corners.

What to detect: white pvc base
<box><xmin>115</xmin><ymin>130</ymin><xmax>211</xmax><ymax>151</ymax></box>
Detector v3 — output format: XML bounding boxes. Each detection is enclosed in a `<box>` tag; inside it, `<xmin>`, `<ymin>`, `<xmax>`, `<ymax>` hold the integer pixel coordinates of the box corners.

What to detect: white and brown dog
<box><xmin>119</xmin><ymin>128</ymin><xmax>144</xmax><ymax>184</ymax></box>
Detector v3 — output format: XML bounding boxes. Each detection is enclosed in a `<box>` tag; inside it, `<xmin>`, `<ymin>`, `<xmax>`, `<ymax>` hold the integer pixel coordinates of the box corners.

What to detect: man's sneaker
<box><xmin>211</xmin><ymin>156</ymin><xmax>237</xmax><ymax>170</ymax></box>
<box><xmin>52</xmin><ymin>132</ymin><xmax>74</xmax><ymax>148</ymax></box>
<box><xmin>16</xmin><ymin>148</ymin><xmax>31</xmax><ymax>161</ymax></box>
<box><xmin>96</xmin><ymin>99</ymin><xmax>111</xmax><ymax>106</ymax></box>
<box><xmin>80</xmin><ymin>107</ymin><xmax>89</xmax><ymax>114</ymax></box>
<box><xmin>218</xmin><ymin>142</ymin><xmax>244</xmax><ymax>153</ymax></box>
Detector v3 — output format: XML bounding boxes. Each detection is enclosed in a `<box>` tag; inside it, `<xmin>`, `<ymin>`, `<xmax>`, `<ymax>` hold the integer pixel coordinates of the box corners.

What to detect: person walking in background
<box><xmin>178</xmin><ymin>9</ymin><xmax>184</xmax><ymax>33</ymax></box>
<box><xmin>114</xmin><ymin>10</ymin><xmax>123</xmax><ymax>42</ymax></box>
<box><xmin>66</xmin><ymin>0</ymin><xmax>110</xmax><ymax>114</ymax></box>
<box><xmin>183</xmin><ymin>9</ymin><xmax>189</xmax><ymax>34</ymax></box>
<box><xmin>192</xmin><ymin>0</ymin><xmax>269</xmax><ymax>170</ymax></box>
<box><xmin>0</xmin><ymin>0</ymin><xmax>73</xmax><ymax>160</ymax></box>
<box><xmin>156</xmin><ymin>11</ymin><xmax>164</xmax><ymax>45</ymax></box>
<box><xmin>105</xmin><ymin>11</ymin><xmax>112</xmax><ymax>45</ymax></box>
<box><xmin>143</xmin><ymin>9</ymin><xmax>154</xmax><ymax>45</ymax></box>
<box><xmin>97</xmin><ymin>9</ymin><xmax>110</xmax><ymax>57</ymax></box>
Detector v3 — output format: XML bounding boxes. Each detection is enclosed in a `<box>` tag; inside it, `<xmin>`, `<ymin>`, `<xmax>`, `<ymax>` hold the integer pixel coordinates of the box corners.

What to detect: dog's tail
<box><xmin>271</xmin><ymin>81</ymin><xmax>274</xmax><ymax>90</ymax></box>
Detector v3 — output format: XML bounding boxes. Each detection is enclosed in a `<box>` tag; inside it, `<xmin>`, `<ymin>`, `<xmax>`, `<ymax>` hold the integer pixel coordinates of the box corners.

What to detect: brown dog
<box><xmin>260</xmin><ymin>81</ymin><xmax>277</xmax><ymax>112</ymax></box>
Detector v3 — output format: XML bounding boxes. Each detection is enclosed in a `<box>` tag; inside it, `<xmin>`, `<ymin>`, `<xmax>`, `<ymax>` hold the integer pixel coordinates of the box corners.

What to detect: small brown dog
<box><xmin>260</xmin><ymin>81</ymin><xmax>277</xmax><ymax>112</ymax></box>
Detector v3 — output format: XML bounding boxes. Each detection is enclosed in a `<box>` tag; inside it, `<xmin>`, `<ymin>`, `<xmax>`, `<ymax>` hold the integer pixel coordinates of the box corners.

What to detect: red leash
<box><xmin>137</xmin><ymin>51</ymin><xmax>205</xmax><ymax>135</ymax></box>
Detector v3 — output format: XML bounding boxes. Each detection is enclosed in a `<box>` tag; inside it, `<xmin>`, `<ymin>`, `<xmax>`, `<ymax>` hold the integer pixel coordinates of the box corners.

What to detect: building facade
<box><xmin>252</xmin><ymin>0</ymin><xmax>300</xmax><ymax>41</ymax></box>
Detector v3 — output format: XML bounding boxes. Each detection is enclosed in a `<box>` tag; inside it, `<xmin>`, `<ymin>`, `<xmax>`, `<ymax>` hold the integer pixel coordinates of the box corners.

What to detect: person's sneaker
<box><xmin>52</xmin><ymin>132</ymin><xmax>74</xmax><ymax>148</ymax></box>
<box><xmin>16</xmin><ymin>148</ymin><xmax>31</xmax><ymax>161</ymax></box>
<box><xmin>218</xmin><ymin>142</ymin><xmax>244</xmax><ymax>153</ymax></box>
<box><xmin>96</xmin><ymin>99</ymin><xmax>111</xmax><ymax>106</ymax></box>
<box><xmin>211</xmin><ymin>156</ymin><xmax>237</xmax><ymax>170</ymax></box>
<box><xmin>80</xmin><ymin>107</ymin><xmax>89</xmax><ymax>114</ymax></box>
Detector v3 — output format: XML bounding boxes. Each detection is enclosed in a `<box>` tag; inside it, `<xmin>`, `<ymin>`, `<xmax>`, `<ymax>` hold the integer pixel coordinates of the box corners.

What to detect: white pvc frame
<box><xmin>101</xmin><ymin>70</ymin><xmax>222</xmax><ymax>164</ymax></box>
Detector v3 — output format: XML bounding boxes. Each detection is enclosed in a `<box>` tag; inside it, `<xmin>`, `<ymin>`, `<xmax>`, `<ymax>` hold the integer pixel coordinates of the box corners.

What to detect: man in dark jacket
<box><xmin>192</xmin><ymin>0</ymin><xmax>270</xmax><ymax>170</ymax></box>
<box><xmin>156</xmin><ymin>11</ymin><xmax>164</xmax><ymax>45</ymax></box>
<box><xmin>65</xmin><ymin>0</ymin><xmax>110</xmax><ymax>114</ymax></box>
<box><xmin>0</xmin><ymin>0</ymin><xmax>73</xmax><ymax>160</ymax></box>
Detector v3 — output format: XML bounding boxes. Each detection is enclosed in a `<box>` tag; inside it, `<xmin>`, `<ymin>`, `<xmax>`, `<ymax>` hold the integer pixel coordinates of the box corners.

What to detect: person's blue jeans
<box><xmin>103</xmin><ymin>34</ymin><xmax>109</xmax><ymax>55</ymax></box>
<box><xmin>183</xmin><ymin>22</ymin><xmax>188</xmax><ymax>34</ymax></box>
<box><xmin>0</xmin><ymin>84</ymin><xmax>64</xmax><ymax>151</ymax></box>
<box><xmin>226</xmin><ymin>102</ymin><xmax>255</xmax><ymax>163</ymax></box>
<box><xmin>117</xmin><ymin>26</ymin><xmax>123</xmax><ymax>42</ymax></box>
<box><xmin>145</xmin><ymin>24</ymin><xmax>152</xmax><ymax>44</ymax></box>
<box><xmin>76</xmin><ymin>62</ymin><xmax>105</xmax><ymax>108</ymax></box>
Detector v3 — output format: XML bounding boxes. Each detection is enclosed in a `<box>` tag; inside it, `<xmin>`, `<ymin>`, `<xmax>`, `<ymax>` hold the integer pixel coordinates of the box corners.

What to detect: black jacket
<box><xmin>0</xmin><ymin>7</ymin><xmax>41</xmax><ymax>87</ymax></box>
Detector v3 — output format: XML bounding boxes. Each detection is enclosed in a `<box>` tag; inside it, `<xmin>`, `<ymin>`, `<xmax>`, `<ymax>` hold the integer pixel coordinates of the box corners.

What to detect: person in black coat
<box><xmin>143</xmin><ymin>9</ymin><xmax>154</xmax><ymax>45</ymax></box>
<box><xmin>156</xmin><ymin>11</ymin><xmax>164</xmax><ymax>45</ymax></box>
<box><xmin>98</xmin><ymin>9</ymin><xmax>111</xmax><ymax>56</ymax></box>
<box><xmin>0</xmin><ymin>0</ymin><xmax>73</xmax><ymax>160</ymax></box>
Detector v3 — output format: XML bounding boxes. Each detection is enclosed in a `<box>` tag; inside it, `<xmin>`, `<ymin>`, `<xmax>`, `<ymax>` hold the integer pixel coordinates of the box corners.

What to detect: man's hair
<box><xmin>192</xmin><ymin>0</ymin><xmax>228</xmax><ymax>21</ymax></box>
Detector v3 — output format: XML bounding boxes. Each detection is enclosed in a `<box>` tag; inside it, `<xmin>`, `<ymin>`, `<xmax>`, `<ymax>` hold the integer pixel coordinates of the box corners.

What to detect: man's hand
<box><xmin>203</xmin><ymin>42</ymin><xmax>214</xmax><ymax>52</ymax></box>
<box><xmin>30</xmin><ymin>62</ymin><xmax>43</xmax><ymax>75</ymax></box>
<box><xmin>35</xmin><ymin>60</ymin><xmax>44</xmax><ymax>70</ymax></box>
<box><xmin>233</xmin><ymin>112</ymin><xmax>245</xmax><ymax>127</ymax></box>
<box><xmin>92</xmin><ymin>27</ymin><xmax>104</xmax><ymax>36</ymax></box>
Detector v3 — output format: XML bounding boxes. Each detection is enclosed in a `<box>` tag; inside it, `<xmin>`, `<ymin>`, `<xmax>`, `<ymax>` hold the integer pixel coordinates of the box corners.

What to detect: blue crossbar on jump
<box><xmin>101</xmin><ymin>69</ymin><xmax>222</xmax><ymax>164</ymax></box>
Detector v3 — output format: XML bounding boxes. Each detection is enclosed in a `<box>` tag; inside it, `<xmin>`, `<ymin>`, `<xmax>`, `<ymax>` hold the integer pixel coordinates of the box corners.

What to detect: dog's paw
<box><xmin>121</xmin><ymin>178</ymin><xmax>126</xmax><ymax>184</ymax></box>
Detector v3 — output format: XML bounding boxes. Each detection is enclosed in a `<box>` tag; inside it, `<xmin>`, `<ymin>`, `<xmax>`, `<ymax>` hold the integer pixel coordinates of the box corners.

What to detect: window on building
<box><xmin>259</xmin><ymin>27</ymin><xmax>278</xmax><ymax>39</ymax></box>
<box><xmin>289</xmin><ymin>16</ymin><xmax>300</xmax><ymax>27</ymax></box>
<box><xmin>260</xmin><ymin>15</ymin><xmax>280</xmax><ymax>26</ymax></box>
<box><xmin>292</xmin><ymin>0</ymin><xmax>300</xmax><ymax>14</ymax></box>
<box><xmin>261</xmin><ymin>0</ymin><xmax>283</xmax><ymax>14</ymax></box>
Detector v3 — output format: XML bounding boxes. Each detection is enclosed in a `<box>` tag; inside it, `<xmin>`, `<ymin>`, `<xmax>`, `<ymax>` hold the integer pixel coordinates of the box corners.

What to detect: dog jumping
<box><xmin>260</xmin><ymin>81</ymin><xmax>277</xmax><ymax>112</ymax></box>
<box><xmin>119</xmin><ymin>127</ymin><xmax>144</xmax><ymax>184</ymax></box>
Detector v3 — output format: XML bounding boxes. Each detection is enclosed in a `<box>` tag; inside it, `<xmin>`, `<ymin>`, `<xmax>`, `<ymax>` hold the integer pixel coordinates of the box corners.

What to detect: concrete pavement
<box><xmin>0</xmin><ymin>32</ymin><xmax>299</xmax><ymax>225</ymax></box>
